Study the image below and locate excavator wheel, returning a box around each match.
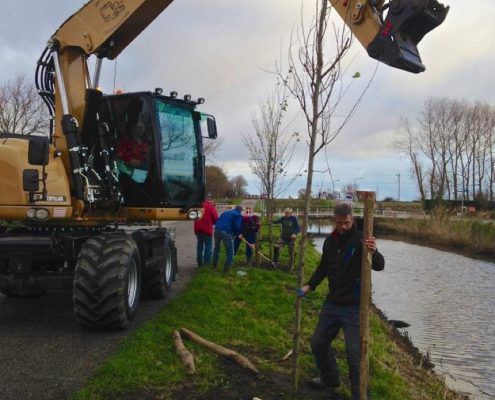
[73,234,141,330]
[141,235,176,299]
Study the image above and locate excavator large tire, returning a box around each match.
[73,234,141,330]
[141,235,176,299]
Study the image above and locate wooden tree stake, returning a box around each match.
[179,327,259,374]
[356,191,375,400]
[172,330,195,374]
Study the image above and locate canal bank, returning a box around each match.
[72,218,469,400]
[312,227,495,400]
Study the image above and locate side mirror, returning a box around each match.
[206,116,217,139]
[28,138,49,166]
[23,169,40,192]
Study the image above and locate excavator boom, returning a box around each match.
[332,0,449,73]
[52,0,174,59]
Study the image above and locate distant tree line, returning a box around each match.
[0,74,48,135]
[395,97,495,207]
[205,165,248,200]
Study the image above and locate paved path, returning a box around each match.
[0,221,196,400]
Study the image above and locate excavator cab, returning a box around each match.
[333,0,449,73]
[97,91,215,209]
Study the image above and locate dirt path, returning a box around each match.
[0,221,196,400]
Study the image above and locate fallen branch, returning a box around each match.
[179,327,259,374]
[281,349,293,361]
[172,330,195,374]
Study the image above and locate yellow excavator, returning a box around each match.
[0,0,447,330]
[0,0,216,329]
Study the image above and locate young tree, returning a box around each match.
[0,74,48,135]
[394,116,427,207]
[279,1,371,393]
[242,85,299,250]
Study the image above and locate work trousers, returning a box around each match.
[212,229,234,272]
[273,238,295,268]
[196,233,213,265]
[311,301,369,400]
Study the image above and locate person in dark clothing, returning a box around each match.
[116,123,150,206]
[272,208,300,269]
[298,203,385,400]
[234,209,260,263]
[212,205,243,273]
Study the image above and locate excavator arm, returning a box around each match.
[46,0,175,146]
[35,0,176,204]
[331,0,449,73]
[51,0,174,60]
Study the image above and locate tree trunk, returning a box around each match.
[172,330,195,374]
[179,328,259,374]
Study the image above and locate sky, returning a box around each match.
[1,0,494,201]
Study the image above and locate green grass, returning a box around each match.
[72,229,463,400]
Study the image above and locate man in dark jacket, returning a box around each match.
[212,205,243,273]
[272,208,300,269]
[234,209,260,263]
[299,203,384,400]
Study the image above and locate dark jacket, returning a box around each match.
[272,215,300,241]
[307,225,385,305]
[215,208,242,236]
[194,200,219,236]
[241,214,260,235]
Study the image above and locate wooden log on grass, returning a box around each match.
[179,327,259,374]
[172,330,195,374]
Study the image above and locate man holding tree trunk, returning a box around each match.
[298,203,384,400]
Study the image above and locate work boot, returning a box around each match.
[307,377,340,391]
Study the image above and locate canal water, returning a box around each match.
[311,224,495,400]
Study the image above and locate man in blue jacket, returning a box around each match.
[212,205,243,273]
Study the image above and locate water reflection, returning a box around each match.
[307,220,334,236]
[313,237,495,400]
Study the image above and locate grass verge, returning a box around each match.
[72,233,466,400]
[375,214,495,262]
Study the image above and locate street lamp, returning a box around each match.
[396,173,401,202]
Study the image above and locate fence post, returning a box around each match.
[356,191,375,400]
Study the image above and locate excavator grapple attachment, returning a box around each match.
[367,0,449,73]
[332,0,449,73]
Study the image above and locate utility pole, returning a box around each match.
[396,173,401,201]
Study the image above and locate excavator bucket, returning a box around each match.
[366,0,449,73]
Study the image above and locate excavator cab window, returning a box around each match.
[155,100,201,205]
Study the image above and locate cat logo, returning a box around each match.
[99,1,125,22]
[46,195,66,203]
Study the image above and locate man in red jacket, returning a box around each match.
[194,199,219,267]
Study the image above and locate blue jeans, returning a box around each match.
[196,233,212,265]
[311,302,368,400]
[234,232,256,261]
[212,229,234,272]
